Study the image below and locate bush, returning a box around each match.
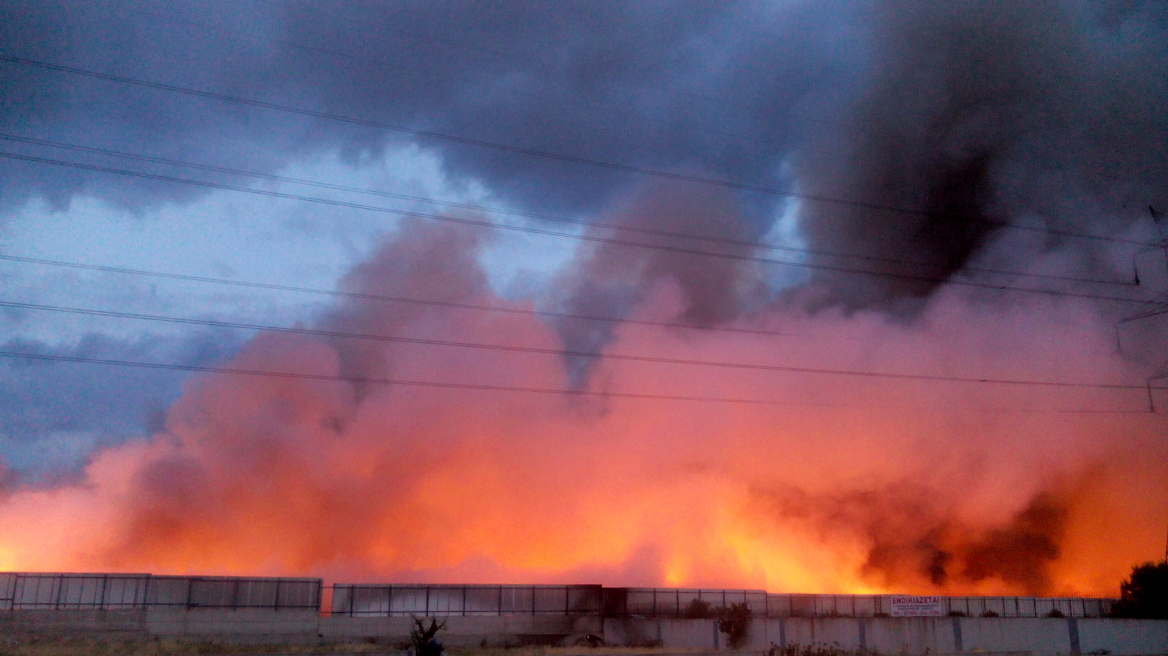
[948,610,966,617]
[718,602,753,649]
[1046,609,1066,618]
[410,617,445,656]
[683,598,717,619]
[981,610,1000,617]
[1110,561,1168,619]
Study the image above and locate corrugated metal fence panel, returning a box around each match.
[331,585,389,616]
[533,586,567,613]
[0,573,1117,618]
[617,588,768,617]
[766,594,790,617]
[106,575,150,607]
[13,574,59,608]
[569,586,602,614]
[464,586,500,615]
[0,572,16,610]
[330,584,602,617]
[0,574,318,610]
[146,576,191,606]
[4,573,150,609]
[753,593,1114,618]
[278,578,322,609]
[500,586,533,614]
[147,576,320,609]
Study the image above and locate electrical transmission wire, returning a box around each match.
[0,351,1156,414]
[0,298,1153,390]
[0,132,1135,288]
[0,54,1154,248]
[0,151,1156,306]
[0,253,810,339]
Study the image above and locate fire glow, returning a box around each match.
[0,219,1164,598]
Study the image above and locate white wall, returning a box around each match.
[612,617,1168,655]
[2,608,1165,654]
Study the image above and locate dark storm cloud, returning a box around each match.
[1,0,1166,306]
[0,330,243,477]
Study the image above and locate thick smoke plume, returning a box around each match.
[752,482,1079,594]
[0,217,1165,595]
[0,0,1167,594]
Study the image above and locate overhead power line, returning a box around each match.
[0,253,807,339]
[0,54,1153,247]
[0,132,1135,288]
[0,298,1151,390]
[0,350,1155,414]
[0,151,1155,306]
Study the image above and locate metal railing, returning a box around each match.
[331,584,602,617]
[0,572,321,610]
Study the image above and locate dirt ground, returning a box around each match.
[0,640,733,656]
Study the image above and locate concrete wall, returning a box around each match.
[2,609,1165,654]
[610,617,1168,655]
[318,614,602,647]
[1078,618,1168,656]
[0,609,599,647]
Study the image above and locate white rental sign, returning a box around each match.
[890,595,943,617]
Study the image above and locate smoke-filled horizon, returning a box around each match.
[1,0,1167,596]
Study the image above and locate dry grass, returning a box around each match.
[0,637,396,656]
[448,649,713,656]
[0,640,740,656]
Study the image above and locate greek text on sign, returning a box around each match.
[890,595,943,617]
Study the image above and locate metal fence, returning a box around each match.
[0,573,321,611]
[331,584,603,617]
[606,588,1114,619]
[605,588,769,618]
[0,573,1115,618]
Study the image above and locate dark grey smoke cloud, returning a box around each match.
[790,0,1168,307]
[751,481,1074,595]
[1,0,1165,310]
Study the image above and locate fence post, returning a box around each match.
[274,579,281,612]
[463,586,468,616]
[141,575,151,611]
[54,574,64,610]
[9,574,20,611]
[498,586,503,616]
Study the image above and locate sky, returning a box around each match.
[1,0,1167,596]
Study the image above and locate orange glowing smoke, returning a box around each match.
[0,219,1164,597]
